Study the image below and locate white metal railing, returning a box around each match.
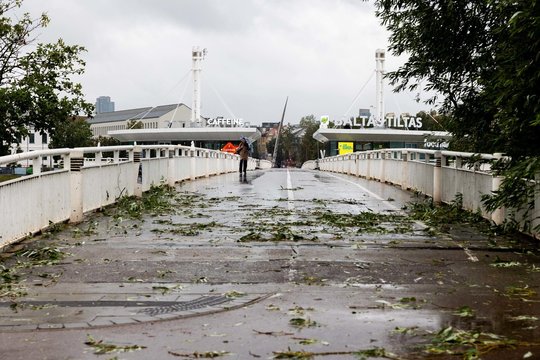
[318,149,539,236]
[0,145,257,249]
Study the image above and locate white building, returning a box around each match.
[89,103,193,138]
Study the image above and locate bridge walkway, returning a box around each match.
[0,168,539,359]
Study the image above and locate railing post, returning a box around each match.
[69,150,84,223]
[32,155,41,176]
[113,150,119,163]
[401,150,409,190]
[455,156,462,169]
[133,146,143,198]
[380,151,386,183]
[433,151,442,204]
[216,153,222,175]
[205,150,210,178]
[366,152,371,179]
[96,151,102,164]
[491,153,505,225]
[190,148,196,181]
[167,148,176,187]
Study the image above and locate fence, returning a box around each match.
[316,149,539,236]
[0,145,258,249]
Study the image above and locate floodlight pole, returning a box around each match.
[192,46,207,127]
[375,49,385,126]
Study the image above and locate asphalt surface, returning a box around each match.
[1,168,540,359]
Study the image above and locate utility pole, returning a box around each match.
[272,97,288,168]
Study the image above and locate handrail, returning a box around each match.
[0,144,244,167]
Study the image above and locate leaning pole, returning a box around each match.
[272,96,288,168]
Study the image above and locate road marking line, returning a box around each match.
[458,244,479,262]
[324,172,399,211]
[286,169,298,282]
[286,169,295,211]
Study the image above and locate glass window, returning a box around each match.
[42,133,47,144]
[29,133,35,144]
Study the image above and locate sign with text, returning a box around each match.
[321,114,424,130]
[208,117,244,127]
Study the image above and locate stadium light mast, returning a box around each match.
[375,49,385,126]
[191,46,207,127]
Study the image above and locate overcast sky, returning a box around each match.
[19,0,431,125]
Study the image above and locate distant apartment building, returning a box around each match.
[95,96,115,114]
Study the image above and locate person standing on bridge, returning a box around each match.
[236,136,249,177]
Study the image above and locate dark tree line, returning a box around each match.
[266,115,320,167]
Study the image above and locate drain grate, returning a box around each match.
[138,295,231,316]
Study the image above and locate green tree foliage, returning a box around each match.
[49,116,93,149]
[280,125,297,167]
[298,115,320,164]
[92,136,121,147]
[376,0,540,219]
[415,111,447,132]
[0,0,93,156]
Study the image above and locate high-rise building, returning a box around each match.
[95,96,115,114]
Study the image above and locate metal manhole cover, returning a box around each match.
[138,295,231,316]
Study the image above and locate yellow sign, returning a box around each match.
[338,142,354,155]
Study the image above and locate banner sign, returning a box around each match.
[338,142,354,155]
[221,142,238,153]
[320,115,329,129]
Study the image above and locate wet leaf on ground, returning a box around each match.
[491,256,522,268]
[85,335,146,354]
[424,326,521,359]
[168,350,230,358]
[505,285,536,298]
[254,329,294,336]
[393,326,419,335]
[224,290,246,298]
[152,284,183,295]
[508,315,538,322]
[289,317,318,329]
[454,306,475,318]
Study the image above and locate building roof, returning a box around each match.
[313,128,451,143]
[88,104,190,124]
[109,127,261,142]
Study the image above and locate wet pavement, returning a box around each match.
[1,168,540,359]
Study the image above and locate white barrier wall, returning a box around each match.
[0,171,71,245]
[318,149,539,236]
[301,160,318,170]
[258,160,273,169]
[0,145,255,249]
[82,163,136,212]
